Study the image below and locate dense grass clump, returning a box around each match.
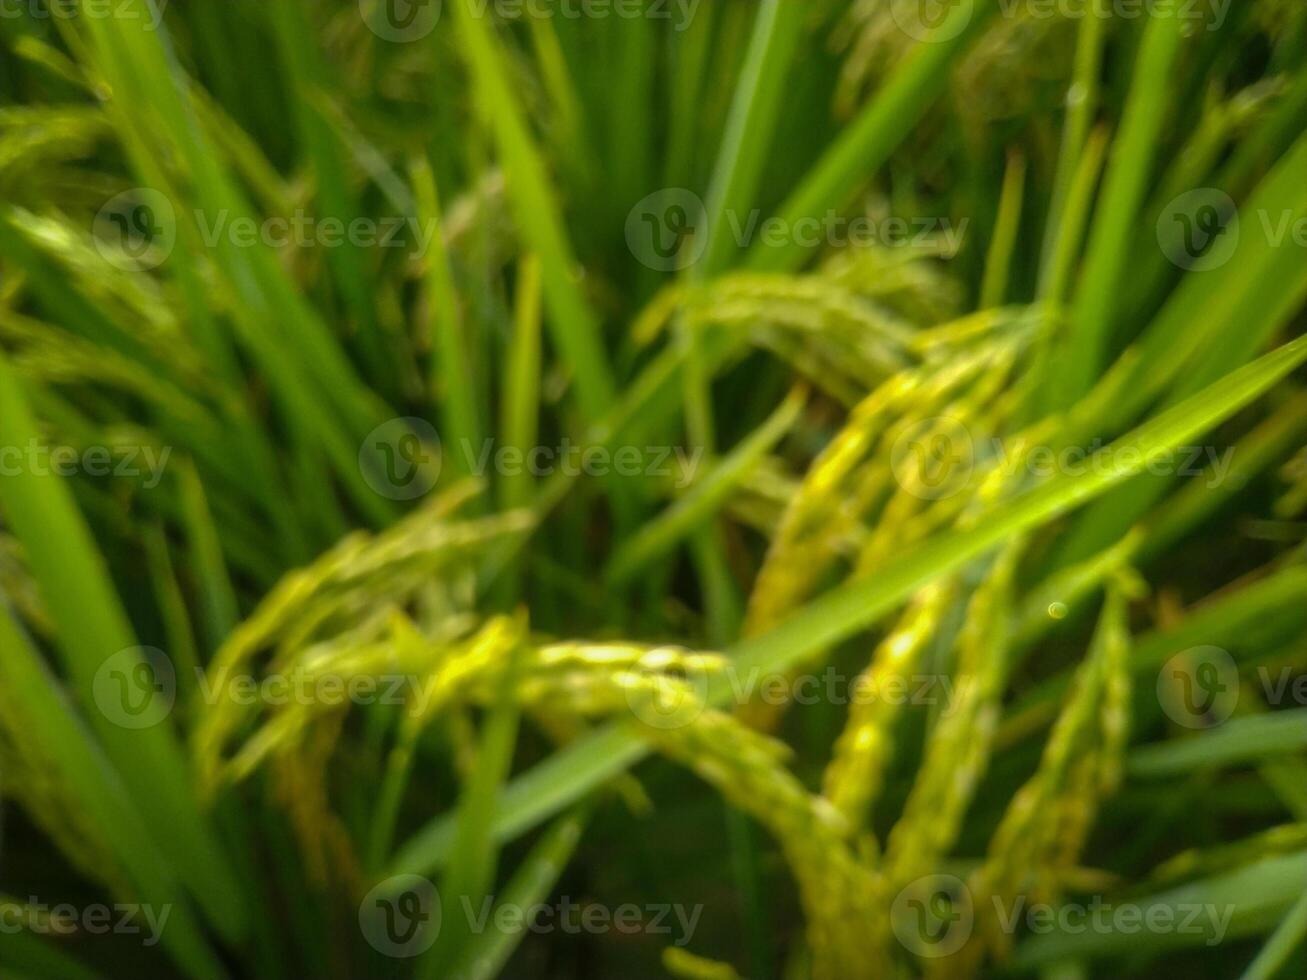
[1,1,1306,978]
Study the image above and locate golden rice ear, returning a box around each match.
[959,578,1135,973]
[344,645,889,977]
[193,491,528,796]
[883,540,1024,892]
[742,326,1027,733]
[823,581,953,834]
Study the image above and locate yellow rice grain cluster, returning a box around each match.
[194,482,530,791]
[742,324,1027,731]
[957,577,1136,972]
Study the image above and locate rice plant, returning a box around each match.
[1,0,1306,977]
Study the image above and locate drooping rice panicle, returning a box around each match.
[955,573,1137,973]
[822,582,952,834]
[196,483,528,789]
[883,540,1024,890]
